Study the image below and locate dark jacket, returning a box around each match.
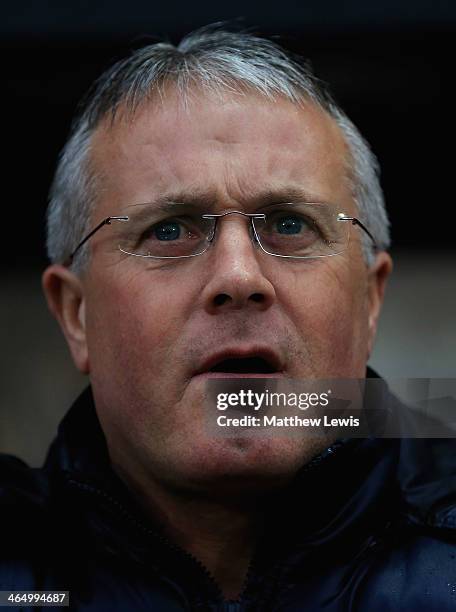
[1,383,455,611]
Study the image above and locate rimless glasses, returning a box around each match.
[65,202,377,266]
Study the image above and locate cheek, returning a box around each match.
[84,269,192,380]
[274,261,369,375]
[84,269,201,444]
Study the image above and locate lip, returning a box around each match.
[193,346,284,378]
[196,371,285,379]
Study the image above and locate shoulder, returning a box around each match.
[0,454,80,590]
[396,437,456,531]
[0,453,49,505]
[0,454,52,548]
[352,433,456,610]
[357,526,456,611]
[357,436,455,610]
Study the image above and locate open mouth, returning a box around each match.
[208,356,277,375]
[194,352,283,378]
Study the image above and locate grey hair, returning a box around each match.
[46,25,390,272]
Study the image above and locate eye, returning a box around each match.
[153,220,181,241]
[274,215,309,235]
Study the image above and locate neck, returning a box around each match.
[114,463,263,600]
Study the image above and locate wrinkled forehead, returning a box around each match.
[88,88,354,217]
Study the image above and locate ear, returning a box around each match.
[42,264,89,374]
[366,251,393,357]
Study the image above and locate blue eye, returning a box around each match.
[276,216,304,235]
[154,221,181,241]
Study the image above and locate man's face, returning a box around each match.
[47,90,389,494]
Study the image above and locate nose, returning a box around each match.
[201,213,277,314]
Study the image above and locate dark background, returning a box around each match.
[1,1,455,465]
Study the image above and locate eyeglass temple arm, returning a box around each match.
[338,214,377,249]
[65,216,129,266]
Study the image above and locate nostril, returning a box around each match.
[213,293,231,307]
[250,293,264,303]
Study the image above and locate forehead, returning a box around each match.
[89,89,352,215]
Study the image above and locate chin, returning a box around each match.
[168,435,328,495]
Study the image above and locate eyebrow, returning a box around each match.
[123,192,217,222]
[123,186,330,218]
[250,187,330,208]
